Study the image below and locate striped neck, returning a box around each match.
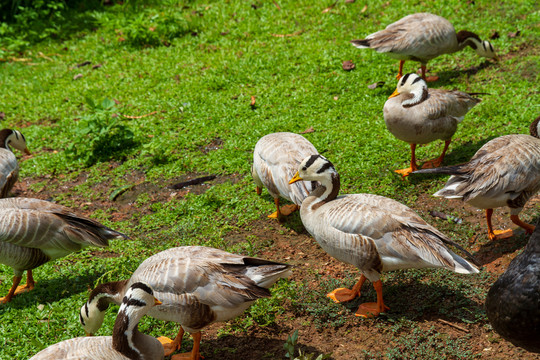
[308,173,340,210]
[456,30,482,50]
[112,301,146,359]
[0,129,14,150]
[529,116,540,138]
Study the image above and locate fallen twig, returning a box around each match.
[170,175,217,190]
[271,30,304,38]
[438,319,470,333]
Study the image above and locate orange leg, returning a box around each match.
[422,140,451,169]
[268,198,282,219]
[396,60,405,79]
[268,199,299,219]
[421,64,439,82]
[255,186,261,195]
[327,275,366,303]
[158,327,185,356]
[485,209,513,240]
[355,280,390,318]
[0,270,36,304]
[510,214,535,234]
[171,331,202,360]
[395,144,418,177]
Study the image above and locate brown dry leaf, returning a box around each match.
[92,64,102,70]
[250,96,256,106]
[508,30,521,38]
[322,0,338,13]
[11,58,31,62]
[73,74,83,80]
[273,1,281,10]
[76,60,91,68]
[367,81,385,89]
[38,52,53,61]
[342,60,355,71]
[113,98,121,105]
[490,31,500,39]
[345,0,355,3]
[361,4,367,12]
[300,126,315,134]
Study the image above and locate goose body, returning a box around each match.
[486,220,540,353]
[384,73,481,176]
[289,155,478,317]
[414,117,540,240]
[30,282,164,360]
[0,197,127,303]
[80,246,292,359]
[0,129,30,198]
[252,132,319,219]
[351,13,497,80]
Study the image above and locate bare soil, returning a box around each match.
[14,171,540,360]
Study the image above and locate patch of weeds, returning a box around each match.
[386,326,475,360]
[65,97,138,167]
[284,330,332,360]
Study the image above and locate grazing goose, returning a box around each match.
[30,282,164,360]
[351,12,497,81]
[486,220,540,353]
[0,129,30,198]
[384,73,482,177]
[0,197,127,303]
[79,246,292,359]
[414,116,540,240]
[289,155,479,317]
[252,132,319,219]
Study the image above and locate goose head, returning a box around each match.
[290,155,337,184]
[80,292,114,336]
[529,116,540,139]
[388,73,428,107]
[0,129,30,155]
[117,282,161,321]
[475,40,497,60]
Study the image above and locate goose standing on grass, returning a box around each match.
[351,12,498,81]
[413,116,540,240]
[252,132,319,219]
[289,155,479,317]
[79,246,292,360]
[384,73,482,177]
[0,198,127,303]
[486,220,540,353]
[30,282,164,360]
[0,129,30,198]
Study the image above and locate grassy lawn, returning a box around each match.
[0,0,539,359]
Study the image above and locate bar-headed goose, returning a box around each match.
[79,246,292,359]
[486,220,540,353]
[384,73,482,177]
[0,197,127,303]
[252,132,319,219]
[289,155,479,317]
[0,129,30,198]
[351,12,497,81]
[30,282,164,360]
[414,116,540,240]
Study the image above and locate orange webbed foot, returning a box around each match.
[421,158,444,169]
[394,167,416,177]
[424,75,439,82]
[355,302,390,318]
[279,204,299,216]
[158,336,181,357]
[14,282,35,295]
[488,229,514,240]
[327,287,360,303]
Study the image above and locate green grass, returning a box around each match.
[0,0,539,358]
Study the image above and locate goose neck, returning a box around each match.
[112,304,145,359]
[308,173,340,210]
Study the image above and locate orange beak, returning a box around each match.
[154,298,162,306]
[388,89,400,99]
[289,172,303,184]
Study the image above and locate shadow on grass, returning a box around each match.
[0,269,102,311]
[430,60,498,86]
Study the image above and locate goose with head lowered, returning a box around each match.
[0,129,30,198]
[252,132,319,219]
[30,282,164,360]
[414,116,540,240]
[384,73,482,177]
[79,246,292,360]
[0,197,127,303]
[289,155,479,317]
[351,12,497,82]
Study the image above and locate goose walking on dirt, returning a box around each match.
[79,246,292,360]
[30,282,164,360]
[0,129,30,198]
[384,73,482,177]
[414,117,540,240]
[252,132,319,219]
[351,12,497,81]
[289,155,479,317]
[0,197,127,303]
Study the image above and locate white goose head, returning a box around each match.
[80,280,127,335]
[388,73,429,107]
[0,129,30,154]
[456,30,497,60]
[290,155,340,205]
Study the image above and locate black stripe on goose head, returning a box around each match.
[302,154,320,171]
[316,158,335,174]
[399,73,412,87]
[529,116,540,138]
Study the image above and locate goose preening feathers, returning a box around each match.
[0,197,127,303]
[384,73,482,177]
[252,132,319,219]
[0,129,30,198]
[79,246,292,360]
[30,282,164,360]
[351,13,497,81]
[414,117,540,240]
[485,219,540,353]
[289,155,479,317]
